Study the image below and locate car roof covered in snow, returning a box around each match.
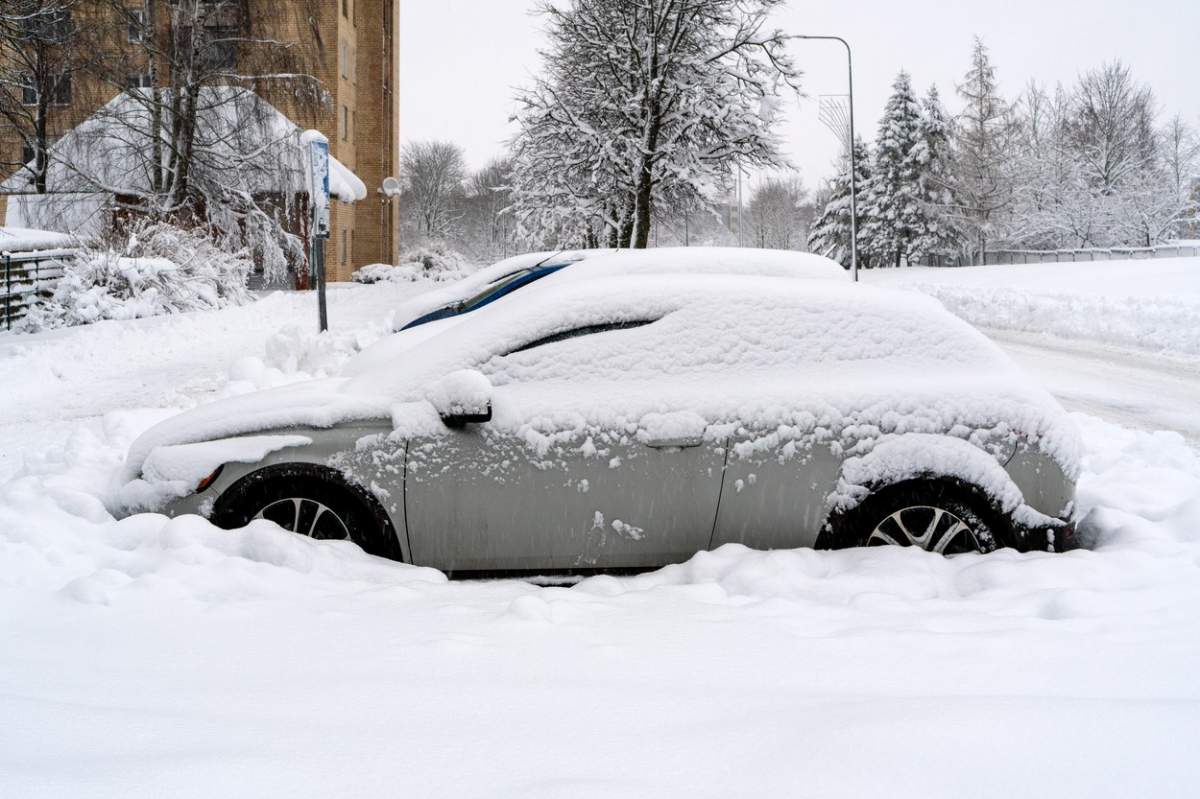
[388,247,847,330]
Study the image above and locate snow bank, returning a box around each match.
[353,244,473,284]
[867,258,1200,360]
[19,223,252,331]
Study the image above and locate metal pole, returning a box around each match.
[795,35,858,282]
[736,168,743,246]
[315,238,328,332]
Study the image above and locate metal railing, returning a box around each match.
[921,244,1200,267]
[1,249,73,331]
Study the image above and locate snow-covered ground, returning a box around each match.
[2,258,1199,798]
[866,258,1200,443]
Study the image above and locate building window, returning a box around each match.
[23,8,71,41]
[341,228,348,264]
[339,40,349,79]
[342,0,349,19]
[128,9,145,42]
[22,74,72,105]
[126,73,153,89]
[178,25,238,72]
[351,110,356,143]
[341,105,349,140]
[203,25,238,71]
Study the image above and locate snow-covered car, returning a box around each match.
[121,253,1081,573]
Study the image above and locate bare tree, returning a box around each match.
[1067,61,1157,194]
[747,175,807,249]
[0,0,91,193]
[401,140,466,240]
[5,1,330,279]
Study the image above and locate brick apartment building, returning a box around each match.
[0,0,400,282]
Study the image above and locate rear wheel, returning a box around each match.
[823,479,1006,554]
[211,464,402,560]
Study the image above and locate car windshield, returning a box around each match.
[400,260,572,330]
[460,269,538,311]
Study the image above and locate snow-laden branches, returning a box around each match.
[509,0,802,249]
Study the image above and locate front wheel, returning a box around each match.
[211,464,403,560]
[822,479,1007,554]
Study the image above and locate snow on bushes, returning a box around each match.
[352,243,472,284]
[19,221,252,331]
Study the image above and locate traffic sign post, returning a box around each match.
[302,130,331,332]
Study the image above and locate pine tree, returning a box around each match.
[807,136,872,269]
[950,37,1020,263]
[861,71,927,267]
[913,84,960,261]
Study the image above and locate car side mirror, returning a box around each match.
[429,369,493,428]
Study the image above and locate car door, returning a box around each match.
[402,326,727,573]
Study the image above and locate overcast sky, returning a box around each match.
[399,0,1200,192]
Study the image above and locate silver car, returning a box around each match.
[123,250,1080,574]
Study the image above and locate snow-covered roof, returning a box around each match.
[125,270,1080,486]
[0,87,366,203]
[0,226,74,254]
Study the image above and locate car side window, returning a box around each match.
[506,320,657,356]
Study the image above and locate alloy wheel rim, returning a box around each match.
[867,505,981,554]
[254,497,350,540]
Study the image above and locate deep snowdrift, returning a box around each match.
[866,257,1200,359]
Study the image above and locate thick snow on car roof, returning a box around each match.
[351,272,1011,389]
[388,247,845,330]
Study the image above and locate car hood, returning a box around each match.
[122,378,390,482]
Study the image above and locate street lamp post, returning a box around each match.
[794,35,858,283]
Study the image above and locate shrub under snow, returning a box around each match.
[20,222,252,332]
[352,243,472,284]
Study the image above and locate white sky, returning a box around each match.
[399,0,1200,191]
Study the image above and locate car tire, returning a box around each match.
[821,478,1009,554]
[210,463,403,561]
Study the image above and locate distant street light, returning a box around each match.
[791,35,859,283]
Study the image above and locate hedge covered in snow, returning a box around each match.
[352,243,472,284]
[20,222,252,332]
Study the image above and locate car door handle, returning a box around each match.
[645,435,704,449]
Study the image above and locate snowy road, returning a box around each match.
[989,329,1200,444]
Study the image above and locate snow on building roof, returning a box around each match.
[0,226,74,254]
[0,87,366,203]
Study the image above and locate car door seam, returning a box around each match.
[705,435,733,551]
[401,438,415,563]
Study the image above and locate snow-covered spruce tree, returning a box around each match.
[509,0,801,249]
[860,70,927,267]
[949,37,1020,263]
[913,84,961,261]
[807,136,872,269]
